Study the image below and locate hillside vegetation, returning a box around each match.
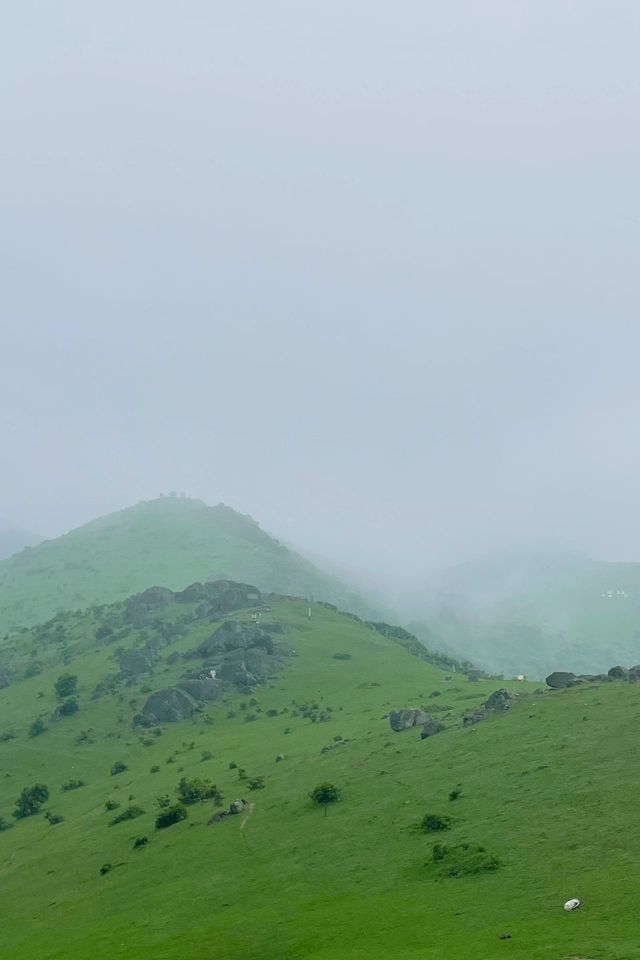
[0,497,374,634]
[0,582,638,959]
[412,551,640,679]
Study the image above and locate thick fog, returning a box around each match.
[2,2,639,590]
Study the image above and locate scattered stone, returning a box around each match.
[229,799,246,814]
[483,688,514,713]
[389,708,430,732]
[462,710,485,727]
[545,672,579,689]
[499,932,512,940]
[420,718,446,739]
[275,754,285,763]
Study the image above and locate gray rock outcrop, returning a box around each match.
[420,717,446,739]
[483,688,514,712]
[545,671,579,689]
[389,708,430,732]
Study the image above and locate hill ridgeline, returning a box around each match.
[0,497,376,633]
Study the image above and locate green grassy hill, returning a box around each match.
[412,551,640,679]
[0,497,375,633]
[0,582,638,959]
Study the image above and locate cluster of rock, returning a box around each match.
[136,677,225,725]
[546,665,640,689]
[137,614,294,725]
[462,688,515,727]
[208,798,248,825]
[124,580,263,627]
[388,708,445,739]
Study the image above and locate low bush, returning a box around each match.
[110,805,144,826]
[420,813,453,833]
[110,761,128,776]
[29,718,46,738]
[14,784,49,819]
[62,779,85,792]
[176,776,223,805]
[44,811,65,825]
[58,698,79,717]
[247,776,265,791]
[429,842,502,877]
[155,804,187,829]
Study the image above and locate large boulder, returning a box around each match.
[483,688,514,712]
[608,665,629,680]
[463,709,485,727]
[141,687,199,724]
[196,621,273,657]
[545,671,579,689]
[176,580,262,615]
[124,586,174,624]
[118,650,155,678]
[389,708,430,732]
[420,717,446,739]
[629,665,640,682]
[176,678,225,702]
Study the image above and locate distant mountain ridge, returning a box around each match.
[0,519,42,561]
[0,497,377,634]
[410,550,640,679]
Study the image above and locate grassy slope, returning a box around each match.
[417,552,640,678]
[0,497,374,633]
[0,594,638,960]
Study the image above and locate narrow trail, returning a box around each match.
[240,801,255,833]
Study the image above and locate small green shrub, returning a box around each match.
[176,776,222,805]
[429,842,502,877]
[44,811,64,825]
[420,813,452,833]
[104,799,120,811]
[309,782,341,808]
[247,776,265,791]
[133,836,148,849]
[0,817,13,832]
[110,805,144,826]
[448,787,462,801]
[332,653,352,660]
[29,718,46,738]
[62,779,85,792]
[58,698,79,717]
[14,783,49,819]
[54,673,78,700]
[110,761,128,776]
[155,804,187,829]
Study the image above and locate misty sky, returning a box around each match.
[2,1,640,587]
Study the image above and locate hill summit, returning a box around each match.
[0,497,374,633]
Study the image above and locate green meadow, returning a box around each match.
[0,592,637,960]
